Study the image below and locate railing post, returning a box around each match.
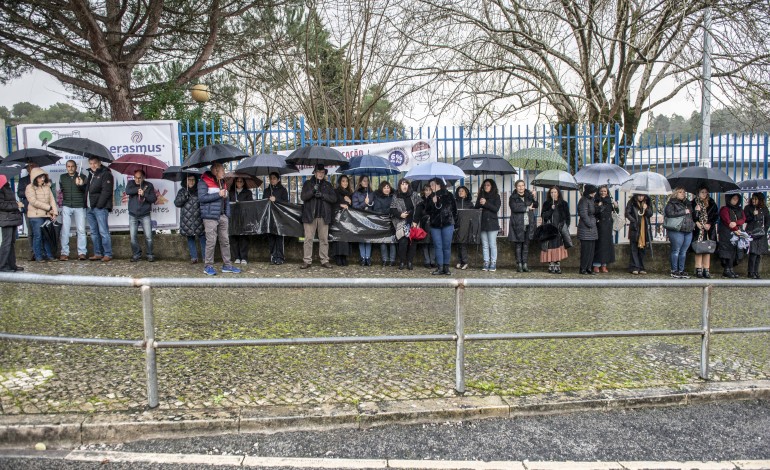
[142,285,159,408]
[455,284,466,394]
[700,285,712,380]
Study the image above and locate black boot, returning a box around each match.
[695,268,703,278]
[522,263,530,272]
[516,263,523,273]
[443,264,451,275]
[703,268,711,279]
[431,265,443,275]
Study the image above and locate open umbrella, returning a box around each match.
[108,154,169,179]
[339,154,400,176]
[1,148,61,167]
[405,161,466,181]
[574,163,630,187]
[0,163,23,178]
[162,166,205,182]
[454,154,517,175]
[509,147,568,171]
[48,137,114,162]
[235,153,298,176]
[182,143,248,169]
[224,172,262,190]
[531,169,578,190]
[725,178,770,194]
[666,166,739,193]
[619,171,672,195]
[285,145,347,166]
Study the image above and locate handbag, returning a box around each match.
[559,223,573,248]
[409,226,427,241]
[749,227,767,238]
[663,216,684,232]
[691,235,717,254]
[534,223,559,241]
[611,211,624,232]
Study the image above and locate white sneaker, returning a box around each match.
[240,260,247,265]
[456,263,462,269]
[234,259,241,264]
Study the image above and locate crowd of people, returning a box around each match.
[0,161,768,279]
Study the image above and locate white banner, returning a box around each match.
[17,121,180,230]
[278,139,438,174]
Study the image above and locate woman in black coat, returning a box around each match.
[718,193,746,278]
[228,177,254,264]
[744,192,769,278]
[475,179,501,271]
[331,175,353,266]
[0,175,23,272]
[691,187,718,278]
[390,178,423,270]
[577,184,598,275]
[592,186,618,272]
[508,179,536,272]
[174,174,206,264]
[262,172,289,265]
[540,187,570,274]
[373,181,396,266]
[454,185,473,269]
[425,178,458,275]
[625,194,652,275]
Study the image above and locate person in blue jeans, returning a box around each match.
[25,167,58,262]
[85,157,114,262]
[175,174,206,263]
[352,175,375,266]
[475,179,501,271]
[425,177,458,275]
[664,187,695,279]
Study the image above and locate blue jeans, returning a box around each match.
[129,214,153,258]
[358,242,372,259]
[29,217,53,261]
[430,225,454,267]
[668,230,693,271]
[186,235,206,261]
[60,206,87,256]
[480,230,498,265]
[87,208,112,257]
[380,243,396,262]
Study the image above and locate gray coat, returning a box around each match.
[577,196,598,240]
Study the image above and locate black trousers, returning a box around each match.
[580,240,596,272]
[229,235,250,261]
[748,253,762,274]
[456,243,468,264]
[0,226,18,271]
[629,244,646,271]
[513,242,529,264]
[267,234,285,262]
[398,237,417,264]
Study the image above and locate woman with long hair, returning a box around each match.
[577,184,598,275]
[454,185,473,269]
[425,178,458,275]
[744,192,769,278]
[718,193,746,278]
[508,179,536,272]
[262,172,289,265]
[664,187,695,279]
[390,178,423,270]
[475,179,501,271]
[352,175,375,266]
[625,193,652,275]
[691,187,718,278]
[331,175,353,266]
[592,185,618,273]
[540,186,570,274]
[373,180,396,266]
[418,184,436,268]
[228,176,253,264]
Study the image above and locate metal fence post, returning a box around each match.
[142,285,159,408]
[455,284,466,394]
[700,285,712,380]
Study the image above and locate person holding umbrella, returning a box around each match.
[17,162,38,262]
[625,193,653,275]
[300,164,337,269]
[508,180,536,273]
[174,174,206,264]
[58,160,88,261]
[717,193,746,278]
[592,186,618,273]
[744,192,769,279]
[373,181,396,267]
[198,162,241,275]
[418,184,436,268]
[475,179,501,272]
[0,175,24,272]
[578,184,599,275]
[425,177,458,275]
[390,178,422,270]
[25,167,59,262]
[227,176,254,265]
[125,169,158,262]
[262,172,289,265]
[454,185,473,270]
[352,175,375,266]
[85,157,114,262]
[664,187,695,279]
[691,187,718,279]
[540,187,570,274]
[331,175,353,266]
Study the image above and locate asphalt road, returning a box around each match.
[3,399,769,468]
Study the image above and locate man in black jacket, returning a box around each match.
[85,157,114,262]
[125,169,158,262]
[59,160,88,261]
[299,164,337,269]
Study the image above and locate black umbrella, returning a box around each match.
[48,137,114,162]
[235,153,298,176]
[285,145,347,166]
[453,154,517,175]
[0,163,23,177]
[40,219,62,256]
[162,166,205,182]
[2,148,61,167]
[182,144,248,169]
[725,178,770,194]
[666,166,739,193]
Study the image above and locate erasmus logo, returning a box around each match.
[130,131,143,143]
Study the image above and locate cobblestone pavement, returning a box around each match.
[1,258,769,415]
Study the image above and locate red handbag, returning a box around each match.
[409,226,427,241]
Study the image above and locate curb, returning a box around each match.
[1,380,769,448]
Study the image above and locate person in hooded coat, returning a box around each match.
[262,172,289,265]
[625,193,652,274]
[744,192,769,278]
[592,185,618,272]
[25,167,58,262]
[331,175,353,266]
[454,185,473,269]
[718,193,746,278]
[174,174,206,263]
[691,187,718,278]
[577,184,598,275]
[0,174,24,272]
[475,179,501,271]
[373,180,396,266]
[352,175,375,266]
[508,179,536,272]
[390,178,423,270]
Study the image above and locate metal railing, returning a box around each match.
[2,273,770,408]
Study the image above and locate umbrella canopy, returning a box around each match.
[620,171,672,195]
[162,166,205,182]
[108,153,169,179]
[725,178,770,194]
[182,143,248,169]
[224,172,262,190]
[405,161,466,181]
[48,137,114,162]
[339,154,400,176]
[285,145,347,166]
[0,163,23,178]
[666,166,739,193]
[454,154,517,175]
[574,163,631,187]
[509,147,568,171]
[531,169,579,190]
[235,153,298,176]
[2,148,61,167]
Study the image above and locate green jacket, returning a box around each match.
[59,173,87,208]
